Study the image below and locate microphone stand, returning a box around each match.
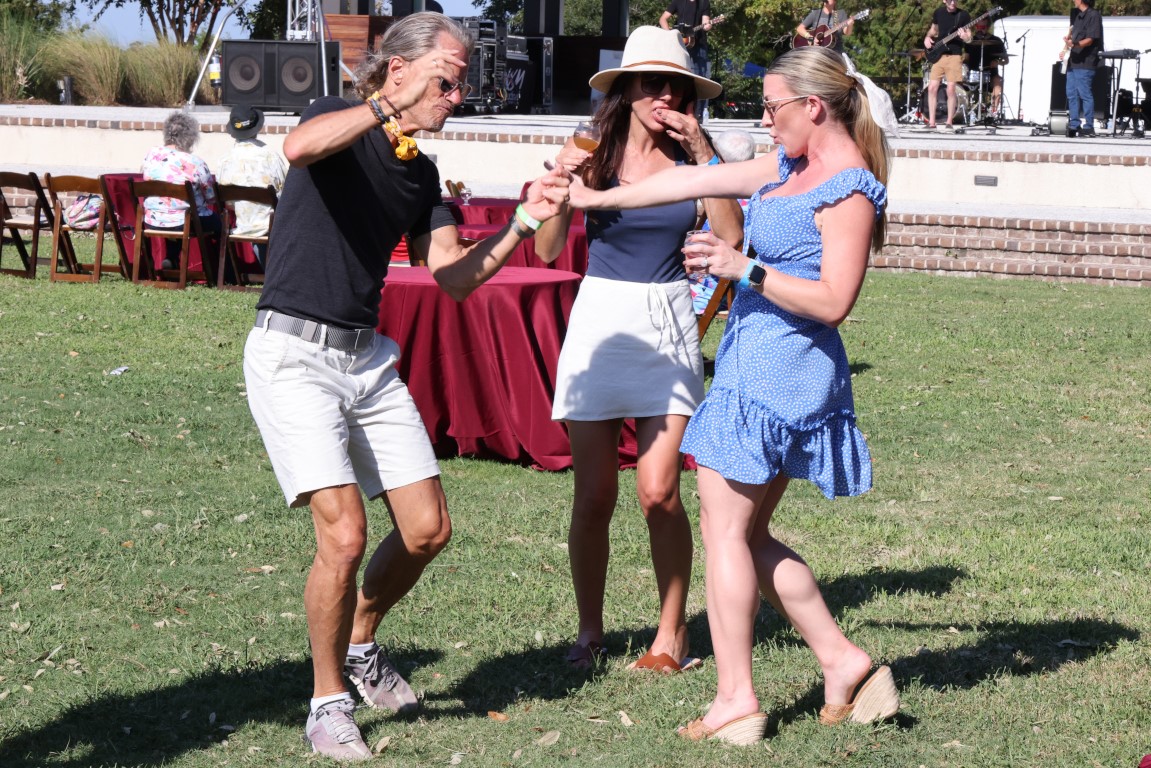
[1015,29,1029,126]
[890,1,924,123]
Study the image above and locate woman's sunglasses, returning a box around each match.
[638,73,692,97]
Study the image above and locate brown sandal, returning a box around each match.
[626,650,702,673]
[677,712,767,745]
[819,665,900,725]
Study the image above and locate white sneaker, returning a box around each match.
[305,698,372,761]
[345,644,419,714]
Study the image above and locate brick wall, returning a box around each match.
[876,213,1151,286]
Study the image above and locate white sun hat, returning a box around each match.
[588,26,723,100]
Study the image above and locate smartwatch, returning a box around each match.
[747,263,767,287]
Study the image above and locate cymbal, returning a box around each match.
[897,48,927,60]
[967,39,1004,46]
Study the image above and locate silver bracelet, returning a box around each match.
[509,216,536,239]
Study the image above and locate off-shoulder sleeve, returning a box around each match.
[812,168,887,218]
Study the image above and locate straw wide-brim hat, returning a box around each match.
[589,26,723,100]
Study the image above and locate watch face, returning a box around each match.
[749,264,767,286]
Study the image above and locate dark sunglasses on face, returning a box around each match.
[438,77,473,100]
[639,73,691,97]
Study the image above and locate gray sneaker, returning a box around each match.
[305,698,372,761]
[345,645,419,714]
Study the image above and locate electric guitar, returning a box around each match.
[925,6,1003,64]
[678,14,726,49]
[1058,27,1072,74]
[792,9,870,49]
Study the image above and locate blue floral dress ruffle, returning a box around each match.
[681,147,887,499]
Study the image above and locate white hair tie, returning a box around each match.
[842,54,901,139]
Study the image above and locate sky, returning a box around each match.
[76,1,483,46]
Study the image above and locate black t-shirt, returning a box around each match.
[666,0,712,49]
[1068,7,1104,70]
[932,6,971,56]
[258,97,456,330]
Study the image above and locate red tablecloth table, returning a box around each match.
[446,197,518,225]
[378,266,580,469]
[458,223,588,275]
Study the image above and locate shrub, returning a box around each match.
[0,10,48,102]
[124,41,204,107]
[40,33,123,105]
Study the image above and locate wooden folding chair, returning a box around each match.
[99,173,143,279]
[214,182,278,290]
[0,171,51,279]
[45,173,126,283]
[697,278,735,340]
[128,178,217,289]
[445,179,462,197]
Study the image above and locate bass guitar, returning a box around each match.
[925,6,1003,64]
[792,9,870,49]
[679,14,726,49]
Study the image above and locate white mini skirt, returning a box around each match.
[552,275,704,421]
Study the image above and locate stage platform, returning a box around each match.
[2,104,1148,285]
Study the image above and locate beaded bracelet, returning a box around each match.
[514,204,542,232]
[367,97,388,125]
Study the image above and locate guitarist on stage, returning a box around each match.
[1060,0,1103,137]
[796,0,855,53]
[924,0,972,131]
[659,0,713,119]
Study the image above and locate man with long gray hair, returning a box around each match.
[243,12,569,760]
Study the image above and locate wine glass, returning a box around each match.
[572,120,601,152]
[684,229,707,283]
[459,185,473,206]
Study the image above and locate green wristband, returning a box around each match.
[515,204,542,231]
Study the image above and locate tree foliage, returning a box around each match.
[75,0,234,50]
[1,0,70,32]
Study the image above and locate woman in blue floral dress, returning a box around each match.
[567,46,900,744]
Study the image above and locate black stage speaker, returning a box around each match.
[525,37,554,110]
[222,40,342,112]
[1049,63,1112,121]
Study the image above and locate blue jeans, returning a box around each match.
[690,45,710,120]
[1066,67,1095,131]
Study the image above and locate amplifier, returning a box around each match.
[463,39,507,112]
[1049,62,1111,121]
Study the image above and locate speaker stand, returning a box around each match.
[186,0,247,108]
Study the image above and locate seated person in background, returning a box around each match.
[692,128,757,315]
[141,111,220,269]
[963,19,1006,116]
[217,104,288,266]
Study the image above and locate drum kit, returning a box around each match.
[893,42,1014,130]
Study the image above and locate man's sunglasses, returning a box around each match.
[439,77,473,100]
[639,73,692,97]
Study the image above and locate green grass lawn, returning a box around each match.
[1,266,1149,767]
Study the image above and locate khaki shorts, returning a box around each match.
[243,322,440,507]
[930,54,964,84]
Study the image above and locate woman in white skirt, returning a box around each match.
[536,26,744,671]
